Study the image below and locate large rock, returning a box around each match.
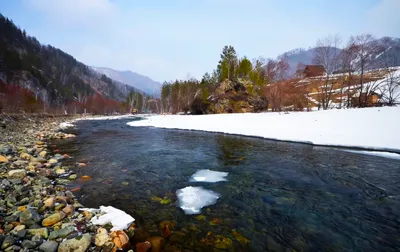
[44,197,56,208]
[39,240,58,252]
[8,169,27,179]
[20,208,41,226]
[42,212,66,226]
[57,233,91,252]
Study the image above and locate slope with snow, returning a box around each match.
[127,107,400,153]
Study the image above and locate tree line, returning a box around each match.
[161,34,399,114]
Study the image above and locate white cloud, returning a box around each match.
[24,0,118,29]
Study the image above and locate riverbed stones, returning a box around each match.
[8,169,26,179]
[43,196,56,208]
[1,235,15,250]
[27,228,49,239]
[95,227,110,246]
[42,211,66,226]
[39,240,59,252]
[58,233,92,252]
[0,155,9,163]
[111,230,130,249]
[20,208,41,226]
[146,237,165,252]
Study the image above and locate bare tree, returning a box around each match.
[348,34,381,105]
[377,49,400,105]
[338,43,358,108]
[313,34,342,109]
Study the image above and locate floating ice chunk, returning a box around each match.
[89,206,135,231]
[59,122,74,129]
[189,169,228,183]
[176,186,220,215]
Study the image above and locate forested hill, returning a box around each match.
[0,14,142,113]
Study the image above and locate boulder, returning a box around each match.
[20,208,41,226]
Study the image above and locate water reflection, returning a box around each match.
[52,118,400,251]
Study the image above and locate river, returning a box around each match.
[51,118,400,251]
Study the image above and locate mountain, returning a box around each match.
[279,37,400,76]
[0,14,142,113]
[91,67,162,96]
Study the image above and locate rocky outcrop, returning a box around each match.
[205,79,268,114]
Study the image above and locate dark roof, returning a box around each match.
[304,65,326,73]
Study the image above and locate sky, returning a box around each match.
[1,0,399,82]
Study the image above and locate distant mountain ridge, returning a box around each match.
[91,67,162,96]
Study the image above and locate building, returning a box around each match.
[303,65,326,77]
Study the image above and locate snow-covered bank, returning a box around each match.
[127,107,400,153]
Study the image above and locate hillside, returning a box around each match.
[0,14,142,113]
[280,37,400,76]
[92,67,162,96]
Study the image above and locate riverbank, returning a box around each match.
[0,114,151,252]
[127,107,400,154]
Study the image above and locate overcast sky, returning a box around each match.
[1,0,399,82]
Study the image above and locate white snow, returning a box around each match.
[59,122,74,130]
[189,169,228,183]
[176,186,220,215]
[58,114,139,131]
[341,150,400,160]
[127,107,400,152]
[85,205,135,231]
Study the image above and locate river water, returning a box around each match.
[52,118,400,251]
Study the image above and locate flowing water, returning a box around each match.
[52,118,400,251]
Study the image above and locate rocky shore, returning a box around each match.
[0,114,162,252]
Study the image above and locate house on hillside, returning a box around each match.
[302,65,326,78]
[351,92,381,107]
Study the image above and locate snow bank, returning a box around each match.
[59,114,139,131]
[83,206,135,231]
[189,169,228,183]
[176,186,220,214]
[59,122,74,130]
[127,107,400,152]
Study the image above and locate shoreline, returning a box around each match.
[0,114,141,251]
[127,107,400,156]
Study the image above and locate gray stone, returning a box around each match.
[16,229,27,238]
[57,233,91,252]
[1,236,15,250]
[5,212,20,222]
[38,240,59,252]
[20,208,41,226]
[22,239,39,249]
[57,226,76,238]
[4,245,21,251]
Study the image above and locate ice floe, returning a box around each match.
[176,186,220,215]
[189,169,228,183]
